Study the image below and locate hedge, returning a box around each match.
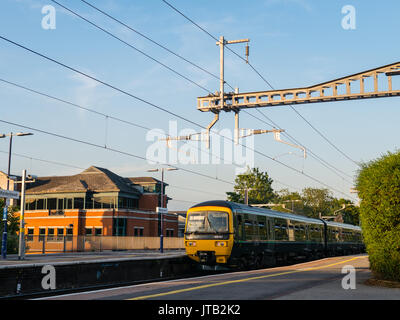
[356,151,400,281]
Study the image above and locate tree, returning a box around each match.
[0,199,20,254]
[301,187,335,219]
[331,198,360,225]
[274,188,359,222]
[274,189,303,214]
[226,167,275,205]
[356,150,400,282]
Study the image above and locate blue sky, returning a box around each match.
[0,0,399,210]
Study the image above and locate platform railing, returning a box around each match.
[22,235,185,254]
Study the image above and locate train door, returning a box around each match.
[235,213,244,240]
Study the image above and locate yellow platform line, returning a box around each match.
[129,255,366,300]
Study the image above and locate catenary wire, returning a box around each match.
[0,77,301,193]
[79,0,235,92]
[160,0,360,167]
[50,0,213,95]
[0,35,355,200]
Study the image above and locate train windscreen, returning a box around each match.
[186,211,228,234]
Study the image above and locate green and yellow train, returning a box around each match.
[184,201,364,269]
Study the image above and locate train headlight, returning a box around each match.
[186,241,196,247]
[215,241,227,247]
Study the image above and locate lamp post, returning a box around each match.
[147,167,178,253]
[17,170,36,260]
[0,132,33,259]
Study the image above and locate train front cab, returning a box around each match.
[184,205,234,265]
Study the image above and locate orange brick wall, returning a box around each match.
[19,208,178,237]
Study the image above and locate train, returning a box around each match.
[184,200,364,269]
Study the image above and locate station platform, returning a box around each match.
[0,249,193,298]
[0,249,186,269]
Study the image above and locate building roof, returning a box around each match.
[0,171,22,180]
[26,166,142,196]
[127,177,168,186]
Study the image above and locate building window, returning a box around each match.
[95,228,102,236]
[47,198,57,210]
[101,197,114,209]
[118,197,138,209]
[57,228,64,241]
[47,228,55,241]
[93,197,102,209]
[113,218,127,236]
[37,199,45,210]
[74,197,84,209]
[134,227,144,237]
[85,196,94,209]
[65,198,73,209]
[26,199,36,210]
[39,228,46,242]
[66,228,73,241]
[57,198,64,211]
[166,229,174,237]
[85,227,93,236]
[27,228,34,242]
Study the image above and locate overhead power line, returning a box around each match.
[51,0,212,94]
[0,35,355,200]
[160,0,359,167]
[79,0,235,91]
[244,110,354,182]
[0,150,84,170]
[0,119,235,186]
[0,77,301,193]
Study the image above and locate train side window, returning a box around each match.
[235,215,243,239]
[244,220,253,239]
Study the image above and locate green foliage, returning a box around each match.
[275,188,360,222]
[226,167,275,205]
[0,199,20,254]
[301,187,334,219]
[356,150,400,282]
[332,198,360,225]
[226,169,360,223]
[274,189,303,214]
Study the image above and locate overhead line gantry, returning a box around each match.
[196,58,400,151]
[197,61,400,111]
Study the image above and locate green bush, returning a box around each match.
[356,151,400,281]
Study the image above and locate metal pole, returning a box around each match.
[234,111,239,145]
[219,36,224,109]
[18,169,26,260]
[6,134,12,191]
[1,134,13,259]
[160,169,164,253]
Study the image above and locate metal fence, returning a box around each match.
[21,235,185,254]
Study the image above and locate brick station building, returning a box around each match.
[16,166,178,240]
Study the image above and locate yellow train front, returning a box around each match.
[185,200,365,269]
[184,202,234,265]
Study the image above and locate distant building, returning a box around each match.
[0,171,21,206]
[7,166,178,240]
[169,211,187,237]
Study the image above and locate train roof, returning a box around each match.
[190,200,361,230]
[190,200,323,225]
[324,220,361,231]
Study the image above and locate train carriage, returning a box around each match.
[184,200,364,269]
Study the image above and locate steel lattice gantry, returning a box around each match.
[197,61,400,112]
